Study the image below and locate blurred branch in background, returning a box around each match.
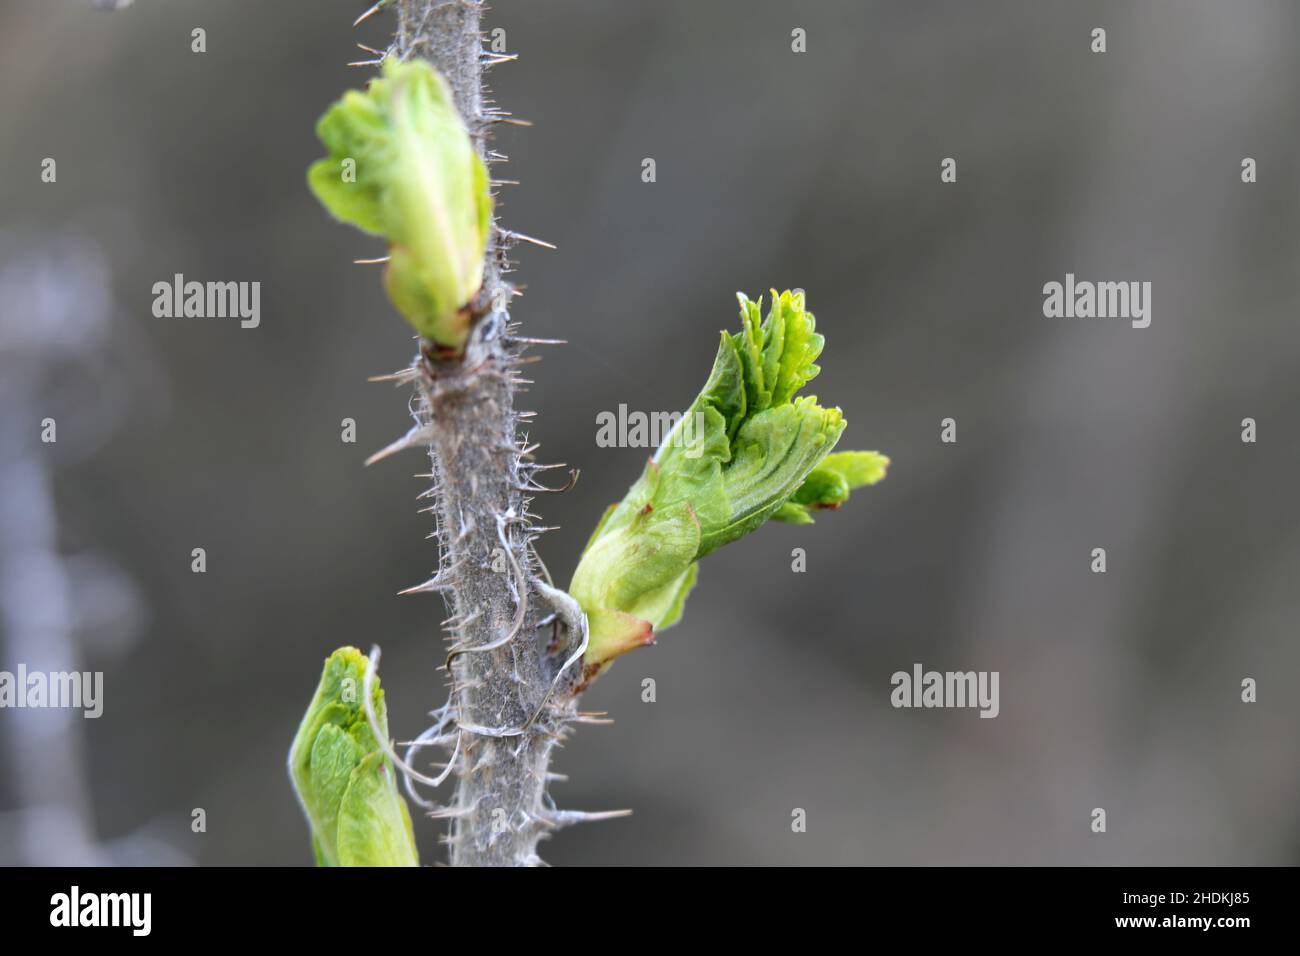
[0,233,184,865]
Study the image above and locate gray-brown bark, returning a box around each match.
[381,0,588,866]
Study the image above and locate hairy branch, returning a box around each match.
[380,0,586,866]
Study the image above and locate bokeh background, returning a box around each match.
[2,0,1298,866]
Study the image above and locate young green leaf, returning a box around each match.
[569,290,889,680]
[773,450,890,523]
[288,647,418,867]
[307,58,492,351]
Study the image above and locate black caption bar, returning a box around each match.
[0,866,1289,942]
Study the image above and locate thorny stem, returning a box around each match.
[374,0,593,866]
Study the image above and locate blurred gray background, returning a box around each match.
[1,0,1298,866]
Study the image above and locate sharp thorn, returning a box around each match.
[507,231,557,250]
[353,1,387,27]
[560,809,633,823]
[398,575,452,595]
[364,424,431,466]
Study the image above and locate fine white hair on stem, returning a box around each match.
[364,646,459,792]
[398,711,459,808]
[521,582,589,732]
[447,583,590,740]
[493,509,529,643]
[440,508,531,669]
[529,540,555,588]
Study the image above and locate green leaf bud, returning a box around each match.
[308,59,492,351]
[569,290,888,680]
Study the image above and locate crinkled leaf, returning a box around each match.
[779,451,891,522]
[772,501,815,525]
[817,450,890,489]
[701,397,844,556]
[570,290,887,673]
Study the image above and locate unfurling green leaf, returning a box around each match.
[773,450,890,523]
[308,58,492,351]
[288,647,418,867]
[569,290,889,680]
